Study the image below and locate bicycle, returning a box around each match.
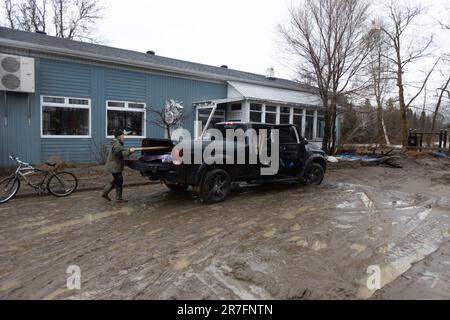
[0,155,78,204]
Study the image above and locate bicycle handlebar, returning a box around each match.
[9,154,30,166]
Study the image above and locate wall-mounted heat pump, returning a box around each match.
[0,54,35,93]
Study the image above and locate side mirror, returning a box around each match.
[303,138,309,145]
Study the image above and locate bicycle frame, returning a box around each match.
[10,156,51,191]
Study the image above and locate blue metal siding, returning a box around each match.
[39,58,93,163]
[105,68,147,102]
[40,59,91,97]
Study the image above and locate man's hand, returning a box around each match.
[129,148,136,153]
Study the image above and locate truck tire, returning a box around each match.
[200,169,231,204]
[303,163,325,185]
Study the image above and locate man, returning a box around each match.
[102,129,136,203]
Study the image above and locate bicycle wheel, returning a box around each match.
[47,172,78,197]
[0,176,20,204]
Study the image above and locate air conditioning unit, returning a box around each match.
[0,54,35,93]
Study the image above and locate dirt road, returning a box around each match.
[0,155,449,299]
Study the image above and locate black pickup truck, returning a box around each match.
[125,122,327,203]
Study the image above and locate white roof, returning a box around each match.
[228,81,323,107]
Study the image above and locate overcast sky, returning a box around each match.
[96,0,449,109]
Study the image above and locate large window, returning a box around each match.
[106,101,146,138]
[41,96,91,137]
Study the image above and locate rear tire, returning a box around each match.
[47,172,78,197]
[0,176,20,204]
[303,163,325,186]
[200,169,231,204]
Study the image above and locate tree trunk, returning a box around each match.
[396,52,408,146]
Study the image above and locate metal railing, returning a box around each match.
[407,129,449,152]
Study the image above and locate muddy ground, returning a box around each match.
[0,154,449,300]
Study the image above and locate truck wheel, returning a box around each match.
[201,169,231,204]
[303,163,325,185]
[163,181,188,192]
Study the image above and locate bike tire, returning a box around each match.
[0,176,20,204]
[47,172,78,197]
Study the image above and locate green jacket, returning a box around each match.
[105,138,131,174]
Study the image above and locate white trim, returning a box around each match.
[40,95,92,139]
[105,100,147,139]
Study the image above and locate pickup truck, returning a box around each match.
[125,122,327,203]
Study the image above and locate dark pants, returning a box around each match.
[111,173,124,189]
[103,172,124,199]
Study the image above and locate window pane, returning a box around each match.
[231,103,242,111]
[280,114,290,124]
[265,113,277,124]
[42,106,89,136]
[317,117,325,139]
[305,116,314,140]
[266,105,277,112]
[279,127,297,144]
[43,97,65,104]
[280,107,291,114]
[293,108,303,115]
[294,115,303,133]
[250,104,262,111]
[108,101,126,108]
[128,103,145,109]
[107,110,143,136]
[69,99,89,105]
[250,111,262,123]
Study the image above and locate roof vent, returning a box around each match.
[35,30,47,35]
[266,66,275,79]
[146,50,155,55]
[220,65,228,69]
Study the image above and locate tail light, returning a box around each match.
[171,148,184,166]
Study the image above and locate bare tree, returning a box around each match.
[279,0,373,154]
[368,20,393,146]
[2,0,103,42]
[147,100,188,139]
[375,1,437,146]
[431,72,450,132]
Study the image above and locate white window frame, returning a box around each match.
[41,95,92,139]
[106,100,147,139]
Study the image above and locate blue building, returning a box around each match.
[0,27,338,167]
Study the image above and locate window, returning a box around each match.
[250,103,263,123]
[305,110,315,140]
[41,96,90,137]
[279,127,298,144]
[317,111,325,139]
[196,107,226,138]
[280,107,291,124]
[231,103,242,111]
[107,101,146,137]
[265,105,277,124]
[293,109,303,134]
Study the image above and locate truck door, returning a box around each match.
[278,126,303,175]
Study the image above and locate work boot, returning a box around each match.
[102,183,114,201]
[116,187,128,203]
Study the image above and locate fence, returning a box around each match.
[407,129,449,152]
